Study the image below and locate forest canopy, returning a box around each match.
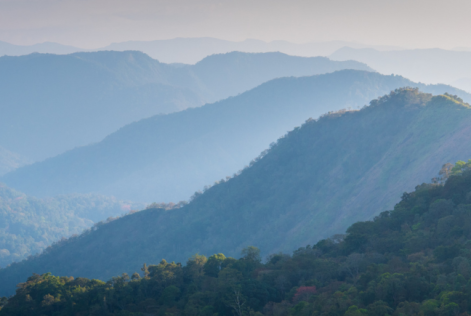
[4,160,471,315]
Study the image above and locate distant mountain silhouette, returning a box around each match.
[0,51,369,161]
[331,47,471,92]
[0,41,82,56]
[0,38,403,64]
[3,89,471,296]
[3,70,469,202]
[101,37,403,64]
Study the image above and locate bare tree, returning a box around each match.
[342,253,365,284]
[229,289,246,316]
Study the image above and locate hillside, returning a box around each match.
[330,47,471,92]
[0,147,30,176]
[2,89,471,296]
[0,51,371,162]
[185,51,373,102]
[3,159,471,315]
[3,71,470,202]
[0,183,143,268]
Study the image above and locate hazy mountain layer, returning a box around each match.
[0,51,370,161]
[0,147,30,177]
[102,37,403,64]
[0,41,82,57]
[2,89,471,294]
[331,47,471,92]
[3,70,469,202]
[0,183,144,268]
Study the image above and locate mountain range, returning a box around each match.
[0,50,370,162]
[331,47,471,92]
[2,89,471,296]
[3,70,470,203]
[101,37,403,64]
[0,38,401,64]
[0,41,81,56]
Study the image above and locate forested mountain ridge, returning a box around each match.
[4,161,471,315]
[0,183,144,268]
[2,89,471,297]
[4,70,470,202]
[0,50,371,162]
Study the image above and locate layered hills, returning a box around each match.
[4,163,471,314]
[102,37,402,64]
[0,147,30,177]
[2,89,471,296]
[3,71,470,202]
[331,47,471,92]
[0,183,143,268]
[0,40,81,57]
[0,51,371,162]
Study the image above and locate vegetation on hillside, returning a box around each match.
[4,161,471,315]
[0,183,143,268]
[2,89,471,297]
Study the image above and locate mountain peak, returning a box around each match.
[369,87,432,109]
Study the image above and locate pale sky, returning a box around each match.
[0,0,469,49]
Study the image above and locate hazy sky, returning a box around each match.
[0,0,470,49]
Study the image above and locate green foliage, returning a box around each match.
[4,89,471,298]
[7,166,471,314]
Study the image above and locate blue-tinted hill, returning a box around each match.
[3,89,471,297]
[3,70,470,202]
[0,51,371,162]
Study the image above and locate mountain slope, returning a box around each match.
[0,183,143,268]
[3,71,470,202]
[4,163,471,314]
[0,51,201,161]
[2,89,471,294]
[0,51,370,161]
[183,51,374,102]
[330,47,471,92]
[0,147,30,177]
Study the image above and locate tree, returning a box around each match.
[204,253,226,277]
[438,163,454,183]
[242,246,261,263]
[141,263,150,278]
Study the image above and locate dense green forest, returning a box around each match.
[0,183,143,268]
[4,160,471,315]
[2,89,471,297]
[4,70,470,202]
